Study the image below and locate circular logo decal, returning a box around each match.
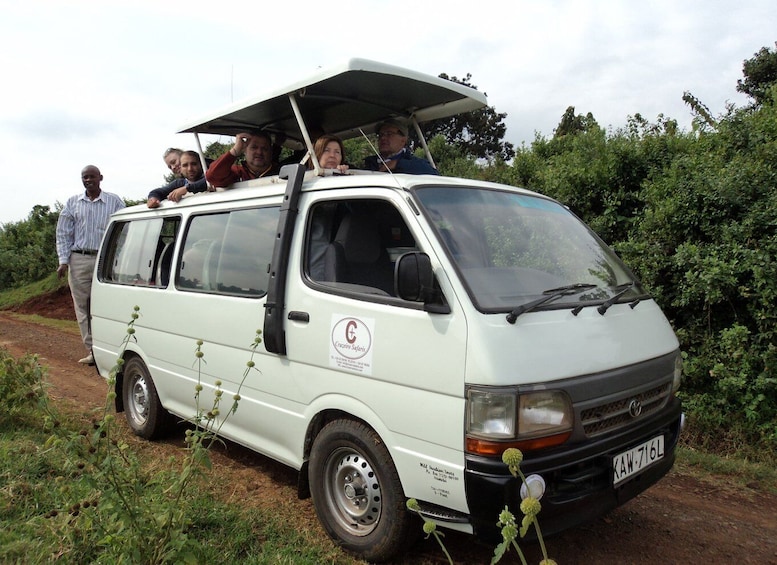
[331,317,372,360]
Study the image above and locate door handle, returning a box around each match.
[288,311,310,323]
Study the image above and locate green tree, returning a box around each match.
[512,112,682,246]
[343,136,373,169]
[504,83,777,455]
[0,199,143,291]
[204,141,230,161]
[682,91,717,131]
[737,42,777,106]
[553,106,599,138]
[0,205,59,290]
[423,134,464,173]
[419,73,515,161]
[622,86,777,453]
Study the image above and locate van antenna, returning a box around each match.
[358,128,402,188]
[359,115,436,178]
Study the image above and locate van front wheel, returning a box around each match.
[122,357,169,439]
[309,419,412,562]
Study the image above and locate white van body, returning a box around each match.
[90,60,683,562]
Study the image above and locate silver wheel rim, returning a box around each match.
[323,447,382,536]
[127,372,150,427]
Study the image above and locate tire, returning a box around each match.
[309,419,412,563]
[121,357,169,439]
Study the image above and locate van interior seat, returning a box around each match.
[324,213,394,295]
[155,240,174,287]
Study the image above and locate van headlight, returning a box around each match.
[467,389,516,438]
[672,352,683,394]
[466,387,573,456]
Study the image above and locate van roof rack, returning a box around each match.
[178,58,488,172]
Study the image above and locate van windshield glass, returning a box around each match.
[414,186,645,313]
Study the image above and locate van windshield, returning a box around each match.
[414,186,646,313]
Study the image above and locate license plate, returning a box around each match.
[612,435,664,486]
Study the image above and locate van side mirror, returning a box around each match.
[396,252,433,301]
[396,253,449,313]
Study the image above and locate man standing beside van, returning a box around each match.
[364,119,439,175]
[206,130,280,188]
[56,165,125,365]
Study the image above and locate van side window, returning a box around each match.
[306,199,418,297]
[177,206,278,297]
[99,217,180,288]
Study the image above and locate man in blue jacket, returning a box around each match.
[363,119,439,175]
[147,150,209,208]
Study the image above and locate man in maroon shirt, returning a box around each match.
[206,130,281,187]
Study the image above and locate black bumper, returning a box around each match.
[464,397,683,541]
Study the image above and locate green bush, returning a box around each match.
[0,205,59,291]
[514,85,777,458]
[0,347,50,428]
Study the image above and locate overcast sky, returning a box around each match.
[1,0,774,225]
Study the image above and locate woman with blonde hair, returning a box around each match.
[162,147,184,176]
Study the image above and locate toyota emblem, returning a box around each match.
[628,399,643,418]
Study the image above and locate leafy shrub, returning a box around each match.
[0,347,49,427]
[519,82,777,459]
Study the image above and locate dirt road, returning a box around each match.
[2,290,776,564]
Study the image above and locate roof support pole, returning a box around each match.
[288,92,320,175]
[410,116,437,170]
[193,133,208,173]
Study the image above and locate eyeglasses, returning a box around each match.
[377,130,404,138]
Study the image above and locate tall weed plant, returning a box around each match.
[0,347,50,427]
[0,308,276,563]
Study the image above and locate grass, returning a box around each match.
[0,285,366,562]
[0,349,363,565]
[0,274,81,336]
[5,311,82,335]
[0,273,64,310]
[675,444,777,495]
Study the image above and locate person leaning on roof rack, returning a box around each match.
[147,150,209,208]
[206,130,281,188]
[363,119,439,175]
[163,147,183,176]
[311,134,349,173]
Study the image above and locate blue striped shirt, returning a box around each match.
[56,190,125,264]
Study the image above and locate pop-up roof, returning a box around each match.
[178,58,488,147]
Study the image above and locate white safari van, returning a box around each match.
[91,59,683,562]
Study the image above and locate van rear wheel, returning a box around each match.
[122,357,169,439]
[309,419,412,563]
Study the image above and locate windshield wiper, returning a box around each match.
[506,283,597,324]
[597,282,636,315]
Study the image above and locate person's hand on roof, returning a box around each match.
[168,187,188,203]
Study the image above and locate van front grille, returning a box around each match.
[580,383,672,437]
